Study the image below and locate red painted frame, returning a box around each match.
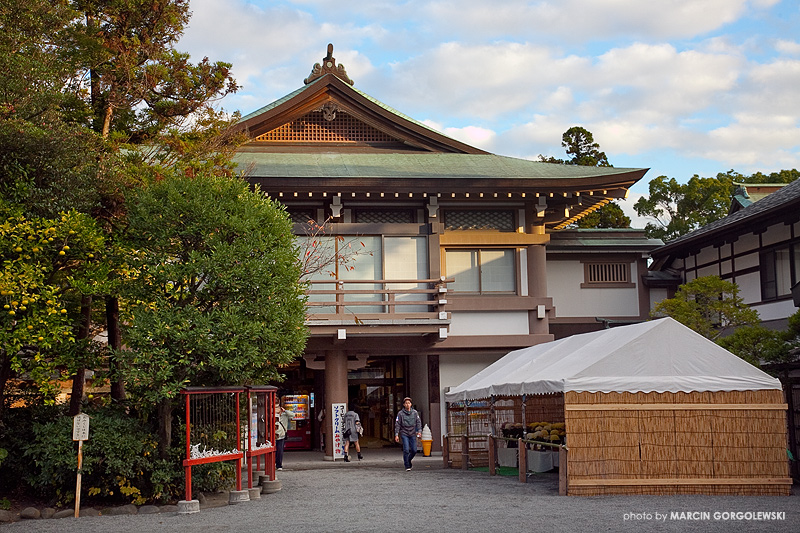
[244,386,278,488]
[181,387,245,502]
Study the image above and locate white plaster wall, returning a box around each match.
[438,352,505,440]
[736,251,759,270]
[752,299,798,322]
[737,271,762,304]
[697,265,718,278]
[650,287,668,311]
[761,223,791,247]
[547,260,639,317]
[734,233,760,255]
[448,311,529,336]
[696,246,718,266]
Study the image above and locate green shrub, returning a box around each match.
[17,406,181,505]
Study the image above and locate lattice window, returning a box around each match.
[443,210,515,231]
[582,261,634,287]
[287,208,317,224]
[255,111,396,143]
[353,209,416,224]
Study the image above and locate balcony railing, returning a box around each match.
[305,278,450,328]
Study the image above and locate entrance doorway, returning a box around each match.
[347,357,406,447]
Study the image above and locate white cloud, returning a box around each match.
[775,40,800,56]
[422,0,765,42]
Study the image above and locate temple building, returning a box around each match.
[232,45,657,458]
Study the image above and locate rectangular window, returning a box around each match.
[581,261,634,288]
[445,248,516,293]
[302,235,429,313]
[761,243,799,300]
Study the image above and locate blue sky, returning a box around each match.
[177,0,800,226]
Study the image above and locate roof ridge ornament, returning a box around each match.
[304,43,354,86]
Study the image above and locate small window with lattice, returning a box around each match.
[287,208,317,225]
[581,261,635,288]
[353,209,416,224]
[255,111,396,143]
[443,210,515,231]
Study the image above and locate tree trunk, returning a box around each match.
[106,296,126,401]
[0,352,12,426]
[157,397,173,460]
[68,295,92,416]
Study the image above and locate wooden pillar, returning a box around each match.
[461,435,469,471]
[526,236,549,336]
[324,350,348,459]
[518,438,527,483]
[559,446,568,495]
[488,435,496,476]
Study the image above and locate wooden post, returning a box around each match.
[74,440,83,518]
[488,435,496,476]
[518,438,527,483]
[442,435,450,468]
[461,435,469,470]
[559,446,568,495]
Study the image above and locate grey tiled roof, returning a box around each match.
[653,178,800,255]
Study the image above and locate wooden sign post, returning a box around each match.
[72,413,90,518]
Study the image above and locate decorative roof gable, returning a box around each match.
[234,45,486,154]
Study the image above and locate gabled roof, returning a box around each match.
[444,317,781,401]
[233,44,650,228]
[652,178,800,259]
[235,72,485,154]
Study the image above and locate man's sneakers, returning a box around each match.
[344,453,350,462]
[277,467,283,471]
[405,466,412,471]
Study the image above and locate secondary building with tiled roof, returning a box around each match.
[649,177,800,328]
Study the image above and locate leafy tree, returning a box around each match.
[118,171,308,458]
[0,204,106,423]
[561,126,610,167]
[633,174,734,242]
[651,276,760,341]
[575,202,631,229]
[634,170,799,241]
[539,126,628,228]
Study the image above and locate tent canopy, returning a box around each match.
[444,317,782,402]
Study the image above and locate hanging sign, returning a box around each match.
[72,413,90,441]
[72,413,90,518]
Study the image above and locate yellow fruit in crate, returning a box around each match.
[550,429,559,435]
[552,423,565,430]
[542,425,552,432]
[535,426,543,432]
[550,434,560,441]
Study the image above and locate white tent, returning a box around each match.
[444,317,782,402]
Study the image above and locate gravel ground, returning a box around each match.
[3,457,798,533]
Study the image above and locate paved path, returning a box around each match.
[3,449,798,533]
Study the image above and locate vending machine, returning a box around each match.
[282,394,312,450]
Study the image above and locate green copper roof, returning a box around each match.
[233,152,646,181]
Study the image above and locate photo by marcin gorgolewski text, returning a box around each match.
[623,510,786,523]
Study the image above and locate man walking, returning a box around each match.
[394,397,422,471]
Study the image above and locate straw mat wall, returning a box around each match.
[564,390,791,496]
